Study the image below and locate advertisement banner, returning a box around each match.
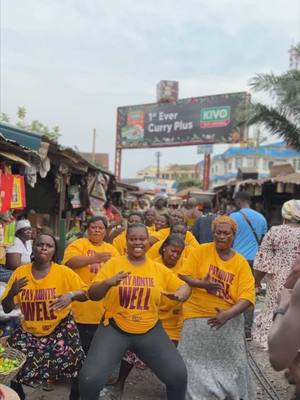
[116,92,248,149]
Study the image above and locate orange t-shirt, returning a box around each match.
[156,256,186,341]
[93,256,184,334]
[179,242,255,320]
[62,238,119,324]
[1,263,86,336]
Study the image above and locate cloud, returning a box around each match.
[1,0,299,177]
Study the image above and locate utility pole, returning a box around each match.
[202,153,211,190]
[92,128,96,162]
[155,151,161,179]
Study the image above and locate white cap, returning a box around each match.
[15,219,31,232]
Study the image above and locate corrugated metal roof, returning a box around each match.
[0,122,42,150]
[212,143,300,161]
[0,133,41,164]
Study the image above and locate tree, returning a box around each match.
[0,113,10,123]
[16,106,27,129]
[176,178,202,192]
[242,43,300,149]
[0,107,61,141]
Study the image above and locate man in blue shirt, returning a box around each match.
[231,191,268,339]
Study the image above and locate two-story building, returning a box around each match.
[208,142,300,188]
[137,164,200,181]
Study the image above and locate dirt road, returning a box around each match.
[23,341,293,400]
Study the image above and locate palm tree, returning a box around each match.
[244,43,300,149]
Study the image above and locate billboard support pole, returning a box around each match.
[203,153,211,190]
[115,147,122,180]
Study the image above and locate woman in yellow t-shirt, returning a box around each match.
[157,234,187,345]
[147,223,197,260]
[79,224,190,400]
[150,209,199,247]
[178,216,256,400]
[1,234,86,400]
[144,208,157,234]
[108,234,188,395]
[63,216,119,400]
[112,211,145,255]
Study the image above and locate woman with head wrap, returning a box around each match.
[178,215,256,400]
[253,199,300,350]
[1,220,33,282]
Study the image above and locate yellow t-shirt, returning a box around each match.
[179,242,255,320]
[112,231,127,256]
[93,255,184,334]
[113,227,154,256]
[147,225,156,235]
[150,228,199,247]
[1,263,86,336]
[62,238,119,324]
[147,240,193,260]
[155,256,186,341]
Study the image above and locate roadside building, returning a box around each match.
[205,142,300,188]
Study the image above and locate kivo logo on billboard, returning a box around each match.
[200,106,231,128]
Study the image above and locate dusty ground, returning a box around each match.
[15,295,295,399]
[22,342,294,400]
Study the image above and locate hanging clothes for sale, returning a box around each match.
[10,175,26,209]
[0,171,14,213]
[3,220,16,247]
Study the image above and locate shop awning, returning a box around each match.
[0,123,42,151]
[0,151,31,167]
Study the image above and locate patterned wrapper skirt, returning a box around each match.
[7,313,85,385]
[178,314,256,400]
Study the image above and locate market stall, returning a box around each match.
[214,173,300,226]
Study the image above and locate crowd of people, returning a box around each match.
[0,192,300,400]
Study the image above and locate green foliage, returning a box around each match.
[240,45,300,149]
[176,178,202,192]
[0,107,61,141]
[17,106,27,120]
[0,113,10,123]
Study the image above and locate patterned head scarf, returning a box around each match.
[281,200,300,223]
[212,215,237,234]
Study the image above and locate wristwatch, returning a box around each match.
[272,308,286,321]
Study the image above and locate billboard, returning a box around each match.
[116,92,248,149]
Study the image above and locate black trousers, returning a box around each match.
[79,321,187,400]
[69,323,98,400]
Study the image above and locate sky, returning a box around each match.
[1,0,300,178]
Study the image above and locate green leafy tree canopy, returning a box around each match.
[176,178,202,192]
[241,43,300,149]
[0,107,61,141]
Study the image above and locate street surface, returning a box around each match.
[23,341,293,400]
